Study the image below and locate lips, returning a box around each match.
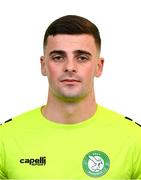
[60,79,80,82]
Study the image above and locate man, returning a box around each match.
[0,15,141,179]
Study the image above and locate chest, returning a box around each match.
[3,127,132,179]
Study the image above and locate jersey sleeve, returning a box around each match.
[0,127,7,179]
[132,124,141,179]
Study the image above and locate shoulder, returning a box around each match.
[98,105,141,155]
[98,104,141,134]
[0,107,41,134]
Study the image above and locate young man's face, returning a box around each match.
[41,34,104,102]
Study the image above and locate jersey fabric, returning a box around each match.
[0,104,141,179]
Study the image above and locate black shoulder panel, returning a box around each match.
[125,116,141,127]
[4,118,12,124]
[135,122,141,127]
[125,116,133,121]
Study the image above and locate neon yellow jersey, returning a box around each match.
[0,105,141,179]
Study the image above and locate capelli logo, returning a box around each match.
[20,156,46,166]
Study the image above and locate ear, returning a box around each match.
[40,56,48,76]
[95,58,104,77]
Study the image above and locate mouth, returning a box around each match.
[60,79,81,83]
[60,79,81,85]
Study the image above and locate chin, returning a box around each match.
[58,91,87,102]
[61,91,81,98]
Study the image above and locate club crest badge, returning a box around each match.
[82,150,110,177]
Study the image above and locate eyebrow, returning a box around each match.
[49,50,66,57]
[49,49,92,57]
[73,50,92,56]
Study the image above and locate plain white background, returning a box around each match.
[0,0,141,124]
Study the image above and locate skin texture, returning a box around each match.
[40,34,104,124]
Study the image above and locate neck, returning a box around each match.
[42,91,97,124]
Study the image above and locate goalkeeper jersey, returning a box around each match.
[0,104,141,179]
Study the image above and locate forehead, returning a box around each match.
[45,34,97,54]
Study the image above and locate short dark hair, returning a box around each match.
[43,15,101,52]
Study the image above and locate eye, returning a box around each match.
[77,55,89,62]
[51,55,64,62]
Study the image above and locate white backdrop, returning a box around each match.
[0,0,141,124]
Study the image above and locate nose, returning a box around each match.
[64,59,77,73]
